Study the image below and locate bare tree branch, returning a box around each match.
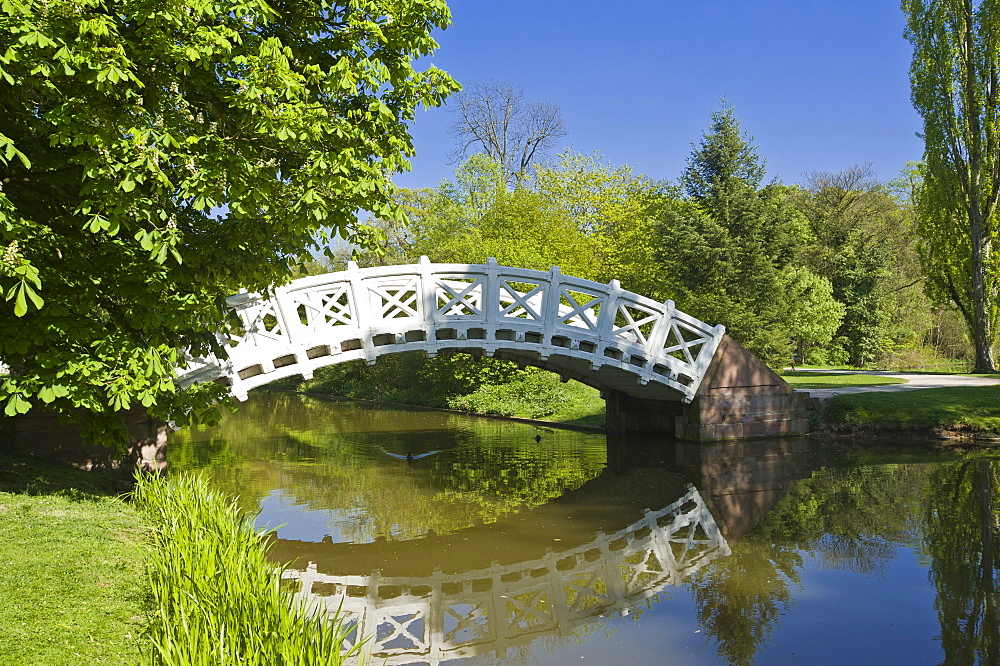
[448,80,567,186]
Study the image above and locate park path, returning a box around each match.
[792,369,1000,399]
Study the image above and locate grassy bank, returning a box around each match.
[0,452,358,665]
[780,370,908,390]
[823,384,1000,436]
[0,453,149,665]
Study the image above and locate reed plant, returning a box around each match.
[133,472,362,665]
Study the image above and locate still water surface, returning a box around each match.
[169,393,1000,665]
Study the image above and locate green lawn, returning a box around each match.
[781,371,909,390]
[825,384,1000,432]
[0,453,150,666]
[539,381,606,427]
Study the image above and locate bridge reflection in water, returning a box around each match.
[283,485,726,663]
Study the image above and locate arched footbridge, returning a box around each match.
[177,258,814,440]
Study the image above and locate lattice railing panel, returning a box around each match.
[498,280,545,320]
[557,286,604,330]
[442,601,493,645]
[504,588,554,637]
[368,277,420,320]
[236,301,287,345]
[374,609,428,653]
[436,277,484,317]
[663,320,713,365]
[613,301,659,345]
[177,257,727,403]
[293,286,354,329]
[619,549,668,596]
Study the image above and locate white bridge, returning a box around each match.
[177,258,725,403]
[283,485,728,664]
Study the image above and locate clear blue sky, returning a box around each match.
[393,0,923,190]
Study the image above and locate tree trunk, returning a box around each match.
[970,209,997,372]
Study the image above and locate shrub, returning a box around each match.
[448,369,569,419]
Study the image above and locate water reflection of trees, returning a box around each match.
[923,459,1000,665]
[168,393,607,541]
[689,462,934,666]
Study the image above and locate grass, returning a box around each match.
[133,472,360,665]
[825,384,1000,432]
[780,370,909,390]
[0,452,150,666]
[0,451,360,665]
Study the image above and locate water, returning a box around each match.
[169,392,1000,665]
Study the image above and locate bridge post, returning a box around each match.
[605,335,817,440]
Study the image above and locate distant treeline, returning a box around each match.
[308,106,965,373]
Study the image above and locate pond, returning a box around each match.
[169,392,1000,665]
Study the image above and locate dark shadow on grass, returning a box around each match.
[0,451,124,497]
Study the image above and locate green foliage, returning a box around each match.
[921,460,1000,663]
[297,351,522,407]
[793,166,920,367]
[903,0,1000,371]
[283,351,607,426]
[403,153,602,278]
[133,471,360,665]
[777,265,845,358]
[0,0,458,442]
[448,368,570,419]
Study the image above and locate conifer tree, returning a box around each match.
[655,105,812,364]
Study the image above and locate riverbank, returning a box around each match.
[281,369,1000,445]
[818,383,1000,447]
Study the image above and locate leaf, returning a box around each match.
[121,178,136,192]
[24,283,43,310]
[4,393,31,416]
[13,283,27,316]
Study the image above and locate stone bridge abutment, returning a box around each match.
[605,334,816,439]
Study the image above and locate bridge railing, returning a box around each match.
[179,258,725,402]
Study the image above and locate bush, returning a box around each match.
[448,369,569,419]
[294,351,521,407]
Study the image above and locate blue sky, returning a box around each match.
[393,0,923,190]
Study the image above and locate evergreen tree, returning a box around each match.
[654,105,813,365]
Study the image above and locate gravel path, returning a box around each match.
[792,369,1000,399]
